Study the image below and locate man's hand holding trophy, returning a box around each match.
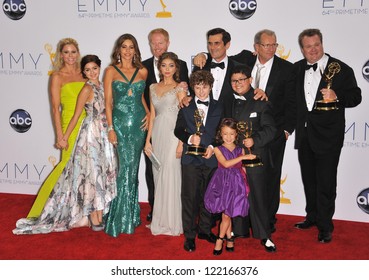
[314,62,341,111]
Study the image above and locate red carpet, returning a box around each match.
[1,193,368,260]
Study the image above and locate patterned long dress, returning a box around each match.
[13,81,117,234]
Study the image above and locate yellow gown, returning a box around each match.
[27,82,86,218]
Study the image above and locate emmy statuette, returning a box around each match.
[186,109,206,156]
[236,121,263,167]
[314,62,341,111]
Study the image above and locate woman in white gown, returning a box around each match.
[144,52,186,236]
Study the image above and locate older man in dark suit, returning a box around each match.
[142,28,189,222]
[287,28,361,243]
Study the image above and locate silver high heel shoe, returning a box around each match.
[88,215,104,232]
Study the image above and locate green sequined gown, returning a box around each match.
[105,67,146,237]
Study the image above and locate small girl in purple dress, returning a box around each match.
[204,118,255,255]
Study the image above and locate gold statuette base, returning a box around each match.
[156,11,172,18]
[186,145,206,156]
[314,100,338,111]
[242,156,263,168]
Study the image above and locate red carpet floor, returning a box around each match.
[1,193,369,260]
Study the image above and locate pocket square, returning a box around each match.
[249,112,257,118]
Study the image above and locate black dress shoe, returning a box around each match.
[198,232,217,243]
[294,220,316,229]
[318,231,332,243]
[146,212,152,222]
[261,238,277,253]
[184,239,196,252]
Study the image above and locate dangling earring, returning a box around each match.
[117,54,121,63]
[133,54,136,64]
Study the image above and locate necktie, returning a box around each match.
[305,63,317,71]
[197,100,209,106]
[254,64,265,89]
[210,62,225,69]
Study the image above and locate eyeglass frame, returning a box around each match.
[258,43,279,49]
[230,77,249,85]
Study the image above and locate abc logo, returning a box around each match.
[357,188,369,214]
[9,109,32,133]
[229,0,257,20]
[2,0,27,20]
[362,60,369,82]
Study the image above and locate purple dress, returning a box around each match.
[204,146,249,218]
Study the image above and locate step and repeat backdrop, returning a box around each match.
[1,0,368,222]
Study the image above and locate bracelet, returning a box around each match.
[108,125,114,132]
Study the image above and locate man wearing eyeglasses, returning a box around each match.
[229,65,277,252]
[194,30,294,235]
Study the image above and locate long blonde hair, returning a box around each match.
[53,38,81,71]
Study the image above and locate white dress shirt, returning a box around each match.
[210,57,228,101]
[251,56,274,91]
[304,54,329,111]
[154,57,160,82]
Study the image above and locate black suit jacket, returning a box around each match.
[192,56,244,114]
[174,98,223,168]
[286,54,362,154]
[232,90,276,163]
[231,50,294,136]
[143,56,189,107]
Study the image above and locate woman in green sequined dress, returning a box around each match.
[104,34,149,237]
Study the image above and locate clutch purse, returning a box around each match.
[149,151,161,171]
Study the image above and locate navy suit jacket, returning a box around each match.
[286,54,361,154]
[174,98,223,168]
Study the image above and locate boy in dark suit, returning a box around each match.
[174,70,223,252]
[228,65,277,252]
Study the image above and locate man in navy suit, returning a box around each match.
[142,28,189,221]
[287,29,361,243]
[174,70,223,252]
[194,29,293,234]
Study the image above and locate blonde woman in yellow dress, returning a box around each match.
[27,38,86,218]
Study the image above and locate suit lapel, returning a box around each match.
[265,57,280,97]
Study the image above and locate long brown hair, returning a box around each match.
[110,33,143,69]
[157,52,180,82]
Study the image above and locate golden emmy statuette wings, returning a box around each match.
[186,109,206,156]
[314,62,341,111]
[236,121,263,167]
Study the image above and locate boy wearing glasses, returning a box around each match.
[228,65,277,253]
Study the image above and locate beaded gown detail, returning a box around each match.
[204,146,249,218]
[13,81,117,234]
[27,82,86,219]
[105,67,146,237]
[149,84,183,236]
